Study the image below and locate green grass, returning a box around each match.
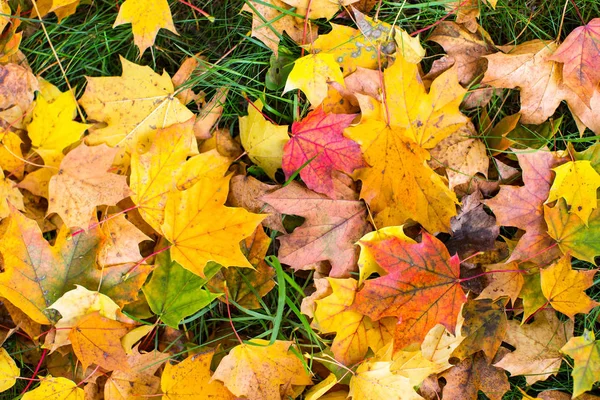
[2,0,599,398]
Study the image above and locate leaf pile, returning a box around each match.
[0,1,599,399]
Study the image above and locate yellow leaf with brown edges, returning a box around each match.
[540,254,599,319]
[212,339,312,400]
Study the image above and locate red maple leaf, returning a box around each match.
[352,233,467,351]
[282,109,364,198]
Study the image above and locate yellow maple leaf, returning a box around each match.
[161,174,265,277]
[346,53,466,232]
[21,376,84,400]
[32,0,81,22]
[79,56,193,151]
[0,129,25,179]
[161,350,235,399]
[348,359,424,400]
[27,87,90,165]
[212,339,312,400]
[113,0,177,55]
[561,330,600,398]
[540,254,599,319]
[0,348,19,392]
[313,278,395,366]
[284,53,345,106]
[546,160,600,225]
[0,169,24,219]
[281,0,359,19]
[239,99,289,179]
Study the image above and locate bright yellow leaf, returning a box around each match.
[284,53,345,106]
[22,376,84,400]
[27,88,90,165]
[79,56,194,151]
[113,0,177,55]
[212,339,312,400]
[540,254,599,319]
[304,373,337,400]
[281,0,359,19]
[161,174,265,277]
[161,350,234,399]
[561,330,600,398]
[239,99,289,179]
[32,0,81,22]
[0,348,19,392]
[348,359,424,400]
[0,129,25,178]
[547,160,600,225]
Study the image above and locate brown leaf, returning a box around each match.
[477,261,524,305]
[227,175,285,232]
[442,351,509,400]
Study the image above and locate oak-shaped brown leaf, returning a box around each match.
[494,310,573,385]
[484,150,562,265]
[482,40,563,124]
[227,175,284,232]
[451,299,507,361]
[429,22,497,85]
[212,339,312,400]
[48,144,131,229]
[208,225,276,309]
[549,19,600,106]
[441,351,509,400]
[69,312,130,371]
[352,233,467,351]
[282,109,364,198]
[262,181,371,278]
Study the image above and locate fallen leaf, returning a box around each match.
[262,181,371,277]
[441,351,509,400]
[212,339,312,400]
[282,108,363,197]
[227,175,285,232]
[48,143,131,229]
[97,214,150,269]
[421,320,465,373]
[451,299,507,361]
[0,129,25,178]
[352,233,467,351]
[0,169,24,219]
[280,0,358,19]
[520,272,547,321]
[313,278,395,365]
[0,347,18,392]
[477,262,524,305]
[549,18,600,106]
[304,373,337,400]
[540,254,598,319]
[546,160,600,225]
[494,310,573,385]
[79,56,194,150]
[284,53,345,107]
[69,311,130,371]
[349,359,424,400]
[0,63,38,120]
[239,99,289,179]
[561,330,600,398]
[113,0,177,55]
[21,376,84,400]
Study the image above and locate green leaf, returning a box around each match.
[142,242,221,328]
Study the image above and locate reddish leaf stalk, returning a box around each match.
[223,283,244,345]
[125,244,172,279]
[20,348,48,395]
[71,203,140,237]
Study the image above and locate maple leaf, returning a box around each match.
[485,150,562,265]
[494,310,573,385]
[282,109,363,197]
[239,99,289,179]
[0,348,18,392]
[441,352,509,400]
[285,53,345,107]
[280,0,358,19]
[97,214,150,269]
[313,278,395,365]
[27,88,90,165]
[544,199,600,262]
[451,299,507,361]
[113,0,177,55]
[208,225,276,309]
[21,376,84,400]
[446,0,497,33]
[227,175,285,232]
[345,54,466,232]
[520,272,548,321]
[262,181,371,277]
[561,330,600,398]
[429,21,497,85]
[212,339,312,400]
[0,169,24,219]
[69,311,130,371]
[79,57,194,150]
[242,0,311,56]
[482,40,564,124]
[352,233,467,351]
[477,262,524,305]
[0,129,25,179]
[348,357,425,400]
[549,18,600,106]
[161,174,265,277]
[161,349,235,399]
[421,320,465,373]
[32,0,81,22]
[540,254,599,319]
[48,144,131,229]
[546,160,600,225]
[142,244,221,327]
[0,63,38,124]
